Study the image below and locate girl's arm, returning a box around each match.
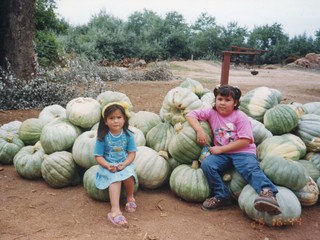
[117,151,136,170]
[95,156,117,172]
[186,116,207,146]
[210,138,251,154]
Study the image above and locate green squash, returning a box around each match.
[223,169,247,199]
[18,118,46,145]
[240,86,282,122]
[298,159,320,181]
[293,177,319,207]
[257,133,306,161]
[305,152,320,171]
[302,102,320,114]
[169,161,210,202]
[263,104,299,135]
[168,121,212,164]
[41,151,81,188]
[249,117,273,145]
[66,97,101,129]
[72,130,97,169]
[13,141,45,179]
[83,165,139,202]
[40,118,82,154]
[146,122,175,152]
[294,114,320,152]
[0,132,24,164]
[238,185,301,227]
[201,91,215,108]
[260,155,309,191]
[129,111,162,136]
[129,126,146,146]
[134,146,171,189]
[179,77,206,98]
[38,104,66,124]
[160,87,204,126]
[0,120,21,136]
[96,90,133,112]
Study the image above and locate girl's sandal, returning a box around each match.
[107,212,128,227]
[125,200,137,213]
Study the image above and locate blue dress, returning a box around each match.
[93,130,137,190]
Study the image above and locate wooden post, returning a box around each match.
[220,52,231,85]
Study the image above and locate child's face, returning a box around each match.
[105,109,125,134]
[215,94,237,116]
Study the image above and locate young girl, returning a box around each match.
[94,102,137,227]
[186,85,281,215]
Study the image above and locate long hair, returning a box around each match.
[97,104,132,141]
[213,85,242,110]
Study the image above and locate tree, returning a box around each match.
[0,0,37,80]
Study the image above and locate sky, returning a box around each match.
[55,0,320,38]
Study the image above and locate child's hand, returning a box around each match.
[107,165,117,172]
[196,131,207,146]
[209,146,224,155]
[116,163,125,171]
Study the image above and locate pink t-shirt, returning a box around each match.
[187,108,256,154]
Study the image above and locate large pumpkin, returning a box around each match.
[179,78,206,98]
[129,111,162,136]
[129,126,146,146]
[41,151,81,188]
[18,118,46,145]
[256,133,306,161]
[83,165,139,202]
[238,185,302,227]
[168,121,212,164]
[40,118,81,154]
[72,130,97,169]
[13,141,45,179]
[66,97,101,129]
[146,122,175,152]
[0,132,24,164]
[223,169,247,199]
[201,91,215,108]
[260,155,309,191]
[305,152,320,171]
[38,104,66,124]
[0,120,21,136]
[96,90,133,113]
[302,102,320,114]
[294,114,320,152]
[263,104,299,135]
[298,159,320,181]
[293,177,319,207]
[160,87,204,126]
[134,146,171,189]
[239,86,282,122]
[169,161,210,202]
[249,117,272,145]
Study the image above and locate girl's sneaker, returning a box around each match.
[254,188,281,215]
[202,196,232,211]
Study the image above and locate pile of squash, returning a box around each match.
[1,77,320,227]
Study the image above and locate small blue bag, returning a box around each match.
[199,145,211,163]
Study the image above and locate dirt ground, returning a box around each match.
[1,61,320,240]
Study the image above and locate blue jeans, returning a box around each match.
[200,152,278,200]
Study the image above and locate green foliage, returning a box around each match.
[35,3,319,66]
[35,0,69,67]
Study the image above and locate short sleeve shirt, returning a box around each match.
[187,108,256,154]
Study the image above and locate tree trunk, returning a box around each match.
[0,0,37,81]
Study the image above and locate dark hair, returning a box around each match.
[213,85,242,110]
[97,104,132,141]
